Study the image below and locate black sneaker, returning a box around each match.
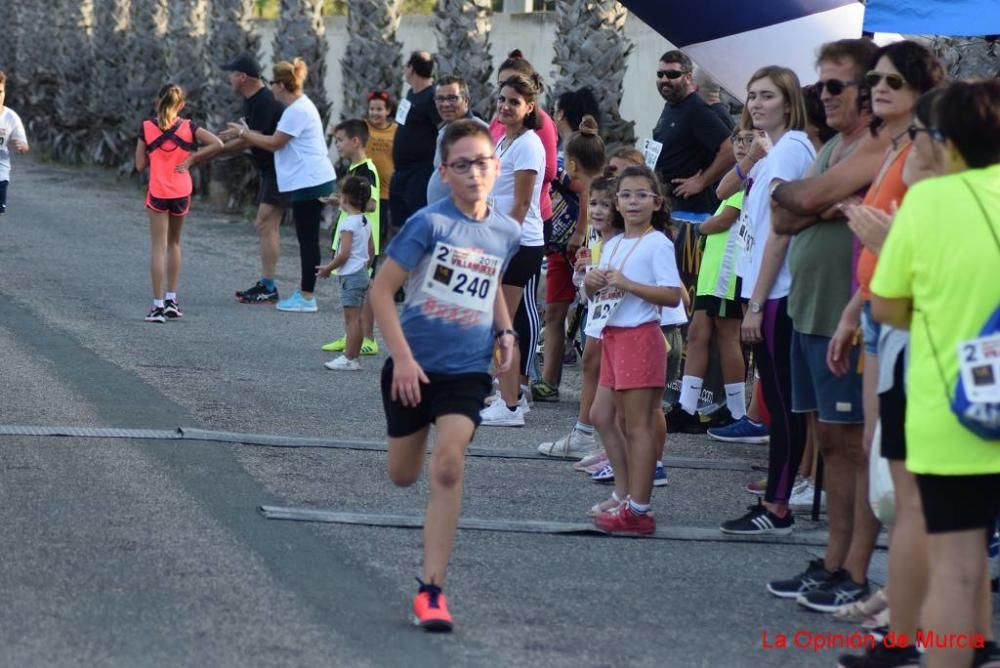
[797,569,870,612]
[766,558,835,599]
[236,281,279,304]
[163,299,183,319]
[837,642,921,668]
[665,404,707,434]
[720,500,794,535]
[973,640,1000,668]
[145,306,166,323]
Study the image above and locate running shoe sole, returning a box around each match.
[720,525,793,536]
[412,615,452,632]
[766,583,810,599]
[708,432,770,444]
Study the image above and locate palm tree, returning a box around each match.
[432,0,492,119]
[13,0,61,144]
[206,0,260,130]
[930,36,999,79]
[90,0,134,167]
[127,0,171,167]
[550,0,635,149]
[273,0,331,125]
[340,0,403,119]
[168,0,211,113]
[51,0,96,163]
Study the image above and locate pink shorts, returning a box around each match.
[599,321,667,390]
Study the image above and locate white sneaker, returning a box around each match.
[789,479,825,511]
[537,429,598,459]
[479,399,525,427]
[485,390,531,414]
[324,355,361,371]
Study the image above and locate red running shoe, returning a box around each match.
[594,503,656,536]
[412,579,453,632]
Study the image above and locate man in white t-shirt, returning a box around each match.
[0,72,31,215]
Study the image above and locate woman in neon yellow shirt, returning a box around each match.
[872,79,1000,668]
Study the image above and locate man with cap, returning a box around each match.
[221,52,291,304]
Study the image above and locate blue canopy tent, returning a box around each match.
[863,0,1000,36]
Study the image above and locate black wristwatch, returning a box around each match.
[495,328,519,342]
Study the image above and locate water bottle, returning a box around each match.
[572,247,591,288]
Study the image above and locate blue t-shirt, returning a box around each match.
[387,198,521,375]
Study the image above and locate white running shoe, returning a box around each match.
[537,429,598,459]
[324,355,361,371]
[789,479,825,511]
[485,390,531,414]
[479,399,525,427]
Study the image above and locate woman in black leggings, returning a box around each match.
[222,57,336,313]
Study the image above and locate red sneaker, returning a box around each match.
[593,503,656,536]
[412,579,453,632]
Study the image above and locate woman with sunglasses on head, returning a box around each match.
[479,74,548,427]
[831,42,946,668]
[365,91,398,244]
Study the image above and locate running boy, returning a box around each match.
[322,119,381,356]
[0,71,30,216]
[317,175,375,370]
[369,119,520,631]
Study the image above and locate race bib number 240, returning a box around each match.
[422,242,502,313]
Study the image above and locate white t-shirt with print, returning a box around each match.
[736,130,816,300]
[337,213,373,276]
[491,131,546,247]
[0,108,27,182]
[597,230,682,328]
[274,95,337,193]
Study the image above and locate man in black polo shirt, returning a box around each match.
[389,51,441,230]
[221,52,291,304]
[653,50,735,215]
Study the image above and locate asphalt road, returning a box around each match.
[1,156,995,667]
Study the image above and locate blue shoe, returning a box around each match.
[707,416,769,444]
[591,463,614,484]
[276,291,318,313]
[653,462,668,487]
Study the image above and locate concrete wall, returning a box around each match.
[255,11,674,143]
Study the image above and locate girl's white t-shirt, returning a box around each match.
[338,213,373,276]
[491,130,546,247]
[275,95,337,193]
[736,130,816,300]
[597,230,682,328]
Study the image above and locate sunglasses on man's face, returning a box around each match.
[865,71,907,91]
[815,78,861,96]
[657,69,686,80]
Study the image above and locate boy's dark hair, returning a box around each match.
[407,51,435,79]
[614,164,672,233]
[440,118,494,162]
[340,175,371,212]
[659,50,693,72]
[498,74,542,131]
[934,79,1000,168]
[334,118,370,146]
[556,87,601,132]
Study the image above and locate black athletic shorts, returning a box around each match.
[879,354,907,461]
[258,171,290,207]
[502,244,545,288]
[146,193,190,216]
[693,278,743,319]
[916,472,1000,534]
[380,358,492,438]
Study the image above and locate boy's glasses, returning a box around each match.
[616,190,657,202]
[445,155,496,174]
[865,71,906,90]
[731,134,755,146]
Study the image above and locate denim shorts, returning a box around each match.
[861,300,880,356]
[339,270,370,308]
[790,330,864,424]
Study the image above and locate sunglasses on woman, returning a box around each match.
[814,78,861,96]
[865,71,907,90]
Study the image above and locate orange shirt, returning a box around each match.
[142,118,195,199]
[857,143,910,298]
[365,120,397,200]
